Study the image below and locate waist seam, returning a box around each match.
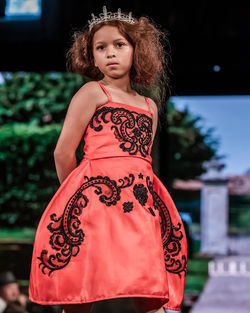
[82,154,152,165]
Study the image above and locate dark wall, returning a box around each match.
[0,0,249,95]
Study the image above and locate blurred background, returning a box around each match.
[0,1,250,313]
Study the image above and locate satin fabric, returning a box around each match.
[29,82,188,311]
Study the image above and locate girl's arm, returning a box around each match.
[53,81,105,184]
[148,98,158,142]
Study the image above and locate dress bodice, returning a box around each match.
[82,82,153,164]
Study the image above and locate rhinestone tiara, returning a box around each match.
[88,6,135,31]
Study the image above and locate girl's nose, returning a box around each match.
[107,54,115,59]
[106,47,116,58]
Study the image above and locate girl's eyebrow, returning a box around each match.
[94,38,126,46]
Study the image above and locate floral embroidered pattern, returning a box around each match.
[90,107,152,157]
[123,201,133,213]
[148,207,156,216]
[133,183,148,206]
[133,173,157,217]
[38,174,135,276]
[146,175,158,212]
[154,191,187,278]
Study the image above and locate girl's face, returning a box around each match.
[92,25,134,80]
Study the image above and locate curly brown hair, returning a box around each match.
[66,13,171,119]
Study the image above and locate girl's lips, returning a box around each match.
[106,63,119,66]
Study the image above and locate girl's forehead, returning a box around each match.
[93,25,125,42]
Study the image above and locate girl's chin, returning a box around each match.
[102,71,130,80]
[103,74,125,79]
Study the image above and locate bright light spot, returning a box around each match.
[5,0,41,16]
[213,65,221,72]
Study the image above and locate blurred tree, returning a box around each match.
[0,71,87,126]
[0,72,86,228]
[166,100,224,193]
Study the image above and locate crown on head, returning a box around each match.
[88,6,135,31]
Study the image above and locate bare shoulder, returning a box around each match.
[54,81,107,156]
[146,97,158,141]
[73,81,108,107]
[147,97,158,117]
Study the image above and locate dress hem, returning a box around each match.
[163,305,182,311]
[29,293,170,305]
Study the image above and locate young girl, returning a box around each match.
[28,6,188,313]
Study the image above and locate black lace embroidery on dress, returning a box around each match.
[38,174,135,276]
[133,183,148,206]
[90,107,152,157]
[148,207,156,216]
[146,175,159,212]
[123,201,133,213]
[154,191,187,278]
[133,173,158,217]
[138,173,144,179]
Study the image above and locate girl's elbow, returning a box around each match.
[54,148,74,159]
[54,148,62,158]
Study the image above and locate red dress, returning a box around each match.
[29,81,188,311]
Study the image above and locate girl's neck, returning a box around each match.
[101,76,133,93]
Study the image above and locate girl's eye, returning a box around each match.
[116,42,125,47]
[96,45,104,50]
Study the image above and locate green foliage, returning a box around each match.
[0,123,60,227]
[229,195,250,234]
[0,71,88,125]
[0,122,85,227]
[184,254,212,295]
[237,211,250,230]
[167,100,225,183]
[185,256,212,294]
[0,227,35,242]
[0,72,86,227]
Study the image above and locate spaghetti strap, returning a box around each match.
[144,97,151,115]
[96,81,112,102]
